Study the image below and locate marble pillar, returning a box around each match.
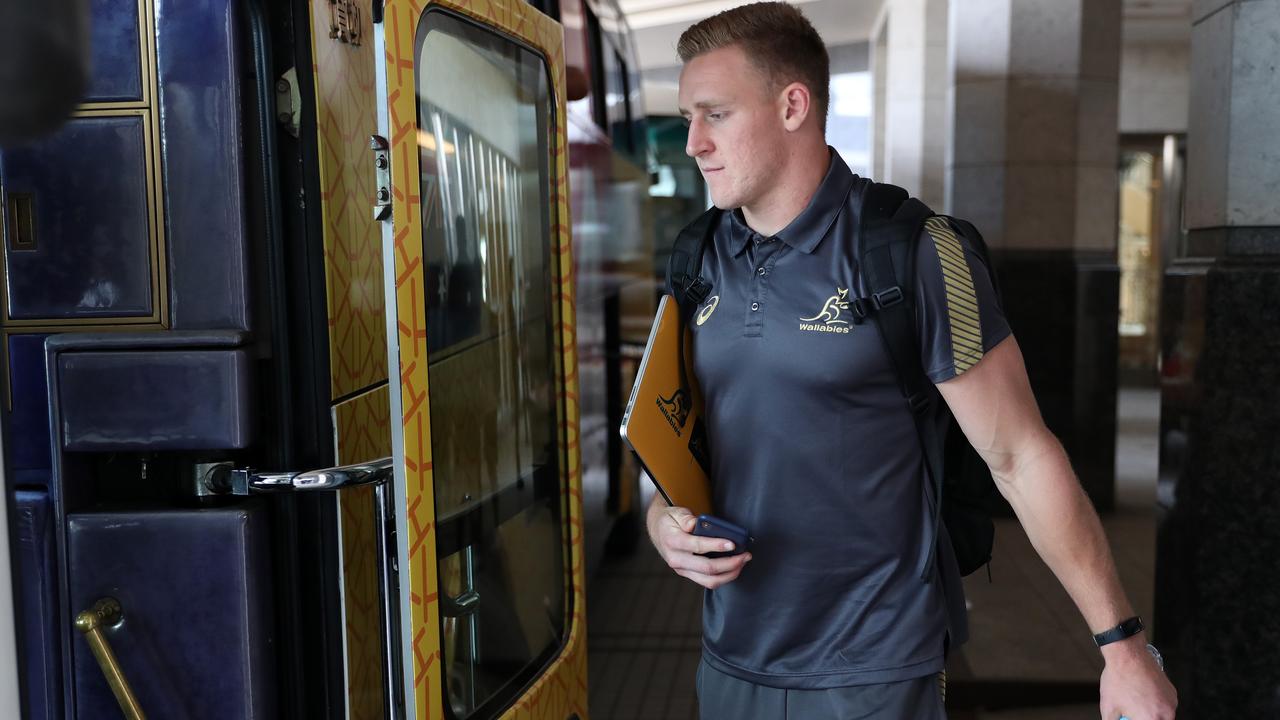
[1155,1,1280,716]
[872,18,888,181]
[875,0,949,209]
[949,0,1122,511]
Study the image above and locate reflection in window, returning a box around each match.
[415,12,565,718]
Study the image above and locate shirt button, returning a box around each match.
[750,302,760,311]
[757,266,766,275]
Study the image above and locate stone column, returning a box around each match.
[875,0,949,209]
[872,18,888,181]
[1155,1,1280,716]
[949,0,1122,511]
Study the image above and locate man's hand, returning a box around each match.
[646,498,751,590]
[1099,636,1177,720]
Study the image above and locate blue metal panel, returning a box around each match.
[7,334,52,477]
[1,116,154,320]
[67,506,277,719]
[85,0,144,102]
[41,331,252,718]
[57,348,252,451]
[154,0,249,330]
[12,490,63,720]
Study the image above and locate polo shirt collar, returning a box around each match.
[726,148,856,257]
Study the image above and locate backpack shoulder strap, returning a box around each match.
[859,185,933,412]
[666,207,721,319]
[666,207,720,402]
[858,183,943,581]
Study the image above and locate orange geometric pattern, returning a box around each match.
[308,1,395,713]
[381,1,588,717]
[311,0,389,401]
[334,385,393,719]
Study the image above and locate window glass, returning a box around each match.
[581,3,608,129]
[1118,150,1162,373]
[415,12,565,717]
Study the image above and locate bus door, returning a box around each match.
[374,2,587,718]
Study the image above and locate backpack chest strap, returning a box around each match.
[861,224,932,413]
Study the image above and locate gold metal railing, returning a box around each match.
[74,597,146,720]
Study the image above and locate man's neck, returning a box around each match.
[741,144,831,237]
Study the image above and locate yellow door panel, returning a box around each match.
[310,0,390,401]
[378,1,586,717]
[310,2,398,714]
[334,385,394,718]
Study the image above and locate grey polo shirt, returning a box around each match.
[689,150,1011,689]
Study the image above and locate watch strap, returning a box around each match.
[1093,616,1144,647]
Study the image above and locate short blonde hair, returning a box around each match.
[677,2,830,130]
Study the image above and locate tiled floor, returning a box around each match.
[586,388,1161,719]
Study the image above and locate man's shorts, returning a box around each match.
[696,658,947,719]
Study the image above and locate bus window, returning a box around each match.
[608,48,635,156]
[582,3,608,130]
[415,11,566,718]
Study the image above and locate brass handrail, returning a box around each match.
[74,597,146,720]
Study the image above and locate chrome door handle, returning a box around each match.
[200,457,394,495]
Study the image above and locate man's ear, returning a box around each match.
[780,82,811,132]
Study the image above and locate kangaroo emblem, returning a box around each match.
[800,288,851,325]
[657,389,691,432]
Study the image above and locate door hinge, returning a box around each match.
[371,134,392,221]
[275,67,301,138]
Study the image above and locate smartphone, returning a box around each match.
[692,514,752,558]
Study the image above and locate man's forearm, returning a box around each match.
[939,338,1162,682]
[995,431,1145,656]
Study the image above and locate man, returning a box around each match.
[646,3,1179,718]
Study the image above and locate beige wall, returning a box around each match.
[878,0,949,208]
[872,18,888,180]
[1120,40,1191,133]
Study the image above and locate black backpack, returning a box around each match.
[666,180,1001,580]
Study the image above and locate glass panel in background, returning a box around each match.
[646,115,707,280]
[1118,151,1162,376]
[415,12,565,718]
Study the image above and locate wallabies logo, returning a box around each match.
[657,389,691,436]
[799,287,853,334]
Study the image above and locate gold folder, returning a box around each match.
[620,294,713,517]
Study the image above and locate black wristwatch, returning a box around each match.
[1093,616,1144,647]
